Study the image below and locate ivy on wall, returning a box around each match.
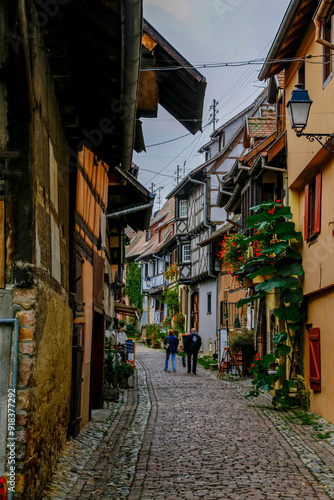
[124,262,142,313]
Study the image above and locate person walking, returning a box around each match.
[164,329,179,372]
[184,328,202,375]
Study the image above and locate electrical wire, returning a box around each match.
[140,54,325,72]
[145,132,192,147]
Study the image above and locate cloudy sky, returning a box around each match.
[134,0,291,208]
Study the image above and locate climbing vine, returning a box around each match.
[236,200,306,408]
[124,261,142,313]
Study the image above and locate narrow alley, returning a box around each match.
[45,345,334,500]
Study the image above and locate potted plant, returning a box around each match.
[103,337,119,400]
[115,361,135,388]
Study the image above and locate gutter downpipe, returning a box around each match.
[314,0,334,50]
[121,0,142,171]
[106,203,152,218]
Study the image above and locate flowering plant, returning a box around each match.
[218,229,249,285]
[164,264,178,281]
[164,316,172,328]
[173,312,185,332]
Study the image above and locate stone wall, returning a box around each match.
[13,285,72,499]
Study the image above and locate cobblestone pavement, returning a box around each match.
[44,344,334,500]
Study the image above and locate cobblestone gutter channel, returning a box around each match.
[44,361,151,499]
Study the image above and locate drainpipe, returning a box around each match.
[314,0,334,50]
[121,0,142,171]
[106,202,152,218]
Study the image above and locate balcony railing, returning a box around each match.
[142,273,167,292]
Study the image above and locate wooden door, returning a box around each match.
[192,292,199,332]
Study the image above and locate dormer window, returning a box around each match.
[205,150,211,162]
[179,200,188,218]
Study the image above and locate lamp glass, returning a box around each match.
[287,101,312,130]
[287,84,313,132]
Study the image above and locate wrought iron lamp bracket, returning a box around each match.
[296,132,334,152]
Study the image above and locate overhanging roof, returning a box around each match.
[259,0,316,81]
[142,20,207,134]
[108,167,154,231]
[40,0,142,169]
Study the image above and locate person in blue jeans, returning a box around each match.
[164,329,179,372]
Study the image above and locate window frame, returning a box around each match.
[182,243,191,263]
[323,16,333,88]
[304,173,322,241]
[179,199,188,218]
[207,292,212,315]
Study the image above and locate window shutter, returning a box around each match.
[304,184,310,240]
[314,172,322,234]
[309,327,321,392]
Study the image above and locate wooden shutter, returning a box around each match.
[309,327,321,392]
[314,172,322,234]
[304,183,309,240]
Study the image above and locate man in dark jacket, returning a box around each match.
[184,328,202,375]
[164,329,179,372]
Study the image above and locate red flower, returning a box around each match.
[277,199,280,203]
[251,364,255,367]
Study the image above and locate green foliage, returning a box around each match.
[228,329,254,352]
[145,323,165,343]
[236,200,305,408]
[124,261,142,312]
[197,355,218,371]
[163,285,180,316]
[114,361,135,381]
[218,230,249,285]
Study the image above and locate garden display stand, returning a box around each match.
[217,346,243,379]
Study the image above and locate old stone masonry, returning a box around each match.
[45,345,334,499]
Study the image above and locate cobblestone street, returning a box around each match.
[45,345,334,500]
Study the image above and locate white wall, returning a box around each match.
[192,278,217,354]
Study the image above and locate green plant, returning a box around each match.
[317,432,331,439]
[115,361,135,382]
[197,355,218,370]
[164,263,178,281]
[145,323,164,344]
[163,286,180,316]
[237,200,304,408]
[218,230,249,285]
[228,329,254,352]
[173,312,185,333]
[104,338,117,387]
[124,261,143,312]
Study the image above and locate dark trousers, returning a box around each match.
[187,351,198,374]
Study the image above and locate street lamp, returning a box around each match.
[287,84,334,151]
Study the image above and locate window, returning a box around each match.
[169,248,177,265]
[144,263,149,277]
[304,173,321,240]
[182,244,191,263]
[207,292,212,315]
[323,16,333,86]
[205,150,211,162]
[145,229,151,242]
[218,132,225,152]
[179,200,188,218]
